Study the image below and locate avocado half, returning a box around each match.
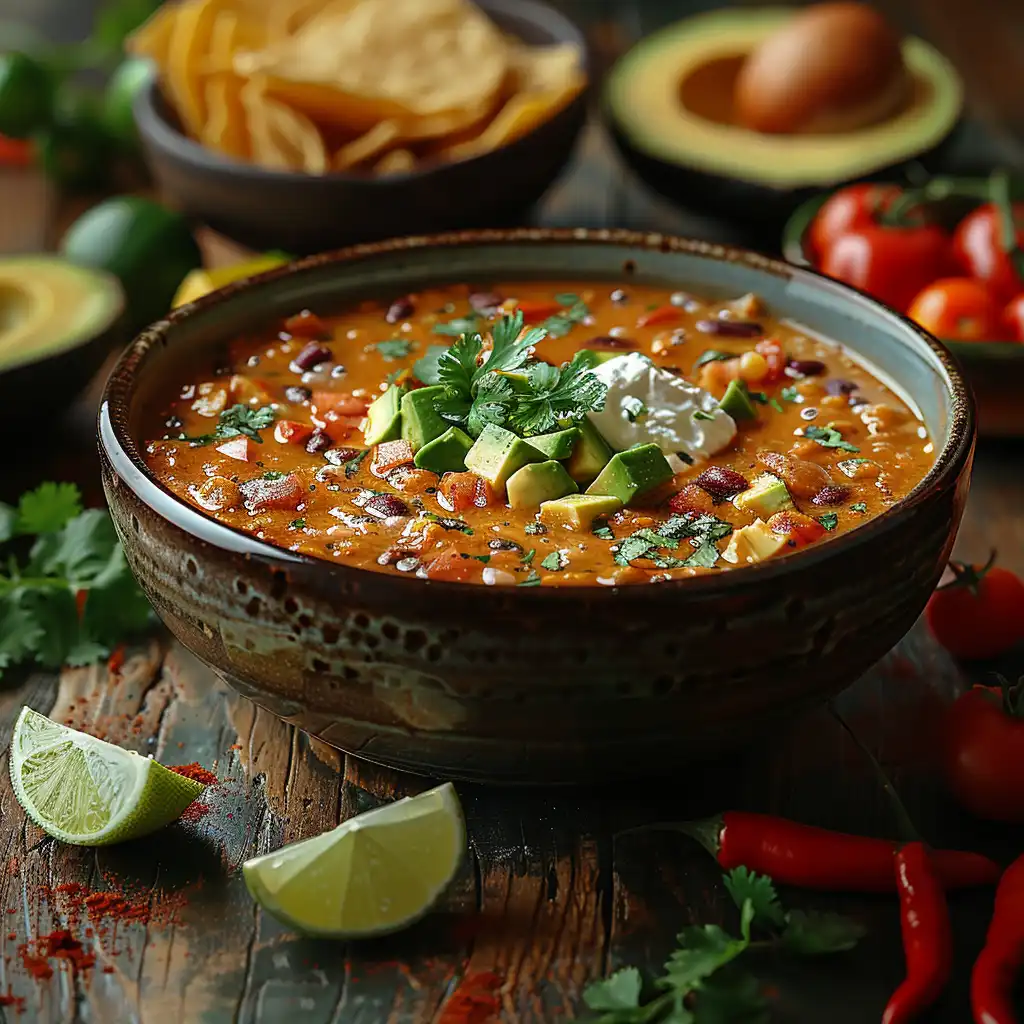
[604,7,963,233]
[0,257,127,420]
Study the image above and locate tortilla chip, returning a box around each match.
[202,72,251,159]
[374,148,417,175]
[164,0,225,135]
[332,120,401,170]
[241,77,328,173]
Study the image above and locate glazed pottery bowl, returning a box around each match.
[132,0,588,255]
[98,229,975,785]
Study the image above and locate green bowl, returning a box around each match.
[782,184,1024,436]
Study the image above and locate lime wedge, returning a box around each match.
[9,707,205,846]
[243,782,465,939]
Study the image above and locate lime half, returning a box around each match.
[9,707,205,846]
[243,782,465,939]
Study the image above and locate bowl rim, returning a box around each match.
[132,0,589,187]
[99,227,975,603]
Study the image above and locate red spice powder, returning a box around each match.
[437,970,503,1024]
[0,988,25,1012]
[167,763,218,786]
[84,893,150,925]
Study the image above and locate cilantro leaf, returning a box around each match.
[555,292,580,307]
[437,332,482,401]
[518,570,541,587]
[769,399,784,414]
[541,551,567,571]
[592,521,614,540]
[803,425,859,453]
[541,300,589,339]
[375,339,412,360]
[780,386,800,403]
[850,502,867,514]
[507,351,607,436]
[818,513,838,531]
[782,909,866,955]
[681,542,720,569]
[421,512,473,535]
[724,868,786,929]
[0,504,15,544]
[661,908,751,992]
[413,344,450,385]
[0,597,44,671]
[343,448,369,478]
[583,967,642,1011]
[433,315,479,337]
[486,310,543,375]
[17,483,82,535]
[692,972,769,1024]
[185,404,276,446]
[695,350,734,368]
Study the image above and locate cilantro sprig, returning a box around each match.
[583,867,864,1022]
[183,404,276,446]
[802,425,859,453]
[0,484,154,678]
[614,515,733,570]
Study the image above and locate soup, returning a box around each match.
[142,282,936,586]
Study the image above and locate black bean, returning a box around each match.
[695,320,763,337]
[292,341,332,371]
[323,446,361,465]
[364,494,410,518]
[811,485,851,506]
[787,358,826,377]
[588,335,638,350]
[305,429,332,454]
[826,379,859,397]
[385,296,415,324]
[285,385,312,403]
[469,291,503,313]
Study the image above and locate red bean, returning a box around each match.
[305,429,332,454]
[787,359,826,377]
[811,485,852,506]
[756,450,833,500]
[696,320,763,337]
[385,296,415,323]
[588,335,638,350]
[323,445,361,464]
[694,466,749,502]
[364,494,410,518]
[293,342,332,371]
[469,291,503,313]
[669,484,714,515]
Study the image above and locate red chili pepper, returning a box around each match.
[971,853,1024,1024]
[106,645,125,676]
[883,842,953,1024]
[637,304,682,328]
[684,811,1001,892]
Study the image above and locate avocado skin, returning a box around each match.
[608,120,960,240]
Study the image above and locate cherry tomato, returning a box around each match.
[1001,294,1024,342]
[808,183,902,260]
[952,202,1024,302]
[943,679,1024,823]
[819,225,952,313]
[926,555,1024,660]
[0,133,31,167]
[906,278,1005,341]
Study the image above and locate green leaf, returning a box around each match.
[850,502,867,514]
[780,386,800,403]
[782,909,865,955]
[692,409,715,422]
[81,546,154,647]
[433,315,479,337]
[437,332,482,403]
[65,639,111,667]
[541,551,567,571]
[694,350,734,368]
[486,310,542,375]
[818,513,839,531]
[768,399,784,414]
[0,596,45,674]
[518,570,541,587]
[661,919,749,992]
[20,587,80,669]
[16,482,83,535]
[343,448,369,479]
[375,339,412,360]
[413,344,450,385]
[803,425,859,453]
[593,521,614,540]
[723,868,786,930]
[692,972,769,1024]
[0,504,15,544]
[27,509,118,584]
[185,404,275,446]
[554,292,580,307]
[583,967,643,1011]
[507,351,607,436]
[541,300,589,339]
[681,541,720,569]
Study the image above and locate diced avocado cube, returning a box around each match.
[585,443,674,504]
[401,385,448,450]
[363,384,403,446]
[528,427,580,461]
[464,424,545,491]
[567,418,614,484]
[413,426,474,474]
[576,349,621,370]
[722,519,787,565]
[732,473,794,518]
[719,379,757,421]
[539,493,623,531]
[506,460,578,510]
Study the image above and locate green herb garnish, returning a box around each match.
[472,554,491,564]
[694,350,734,368]
[518,571,541,587]
[583,867,864,1023]
[850,502,868,514]
[780,385,801,403]
[614,514,732,570]
[422,512,474,534]
[769,398,784,414]
[433,315,479,337]
[0,483,154,679]
[262,470,287,480]
[522,549,536,565]
[692,409,715,422]
[289,518,307,529]
[554,292,579,306]
[802,425,860,453]
[524,522,546,536]
[541,551,567,572]
[412,344,450,385]
[818,513,839,531]
[592,521,614,540]
[541,300,590,339]
[375,339,413,360]
[343,448,369,479]
[184,404,276,446]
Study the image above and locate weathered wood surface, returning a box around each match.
[2,4,1024,1021]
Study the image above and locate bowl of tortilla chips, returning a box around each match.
[131,0,588,254]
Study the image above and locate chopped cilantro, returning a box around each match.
[803,425,860,453]
[289,518,307,529]
[554,292,579,306]
[422,512,473,534]
[592,520,614,540]
[541,300,590,339]
[850,502,868,513]
[375,339,412,360]
[262,470,287,480]
[472,554,491,564]
[614,514,732,570]
[507,351,608,436]
[518,570,541,587]
[780,385,801,403]
[622,396,647,423]
[184,404,276,446]
[522,549,536,565]
[747,390,769,404]
[818,513,839,531]
[694,349,733,367]
[524,522,546,536]
[769,398,784,413]
[692,409,715,422]
[343,448,369,478]
[433,315,479,337]
[540,551,567,571]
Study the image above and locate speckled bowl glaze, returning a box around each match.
[98,230,975,784]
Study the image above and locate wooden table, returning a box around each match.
[2,8,1024,1022]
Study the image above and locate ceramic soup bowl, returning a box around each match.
[98,230,975,784]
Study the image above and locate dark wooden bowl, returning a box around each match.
[131,0,589,255]
[98,229,975,785]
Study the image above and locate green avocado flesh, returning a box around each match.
[604,7,962,189]
[401,386,448,450]
[586,444,674,504]
[0,256,124,372]
[506,460,578,510]
[464,424,545,490]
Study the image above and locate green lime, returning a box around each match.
[9,707,205,847]
[243,782,465,939]
[0,52,54,139]
[103,57,153,148]
[60,196,203,329]
[33,86,112,193]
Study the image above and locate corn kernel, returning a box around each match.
[738,350,768,382]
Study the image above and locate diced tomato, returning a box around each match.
[373,439,415,474]
[239,474,304,512]
[697,357,741,393]
[283,310,329,338]
[516,299,562,324]
[311,391,370,418]
[274,420,314,445]
[767,510,826,547]
[0,134,32,167]
[438,472,497,512]
[668,484,714,516]
[216,436,259,462]
[754,339,787,384]
[230,375,274,406]
[637,305,681,328]
[107,645,126,675]
[425,547,483,583]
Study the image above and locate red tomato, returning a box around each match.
[906,278,1004,341]
[767,510,826,547]
[754,339,786,383]
[808,183,902,260]
[926,556,1024,660]
[1001,294,1024,342]
[425,546,483,583]
[438,472,496,513]
[0,134,32,167]
[819,225,952,312]
[952,202,1024,302]
[943,680,1024,823]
